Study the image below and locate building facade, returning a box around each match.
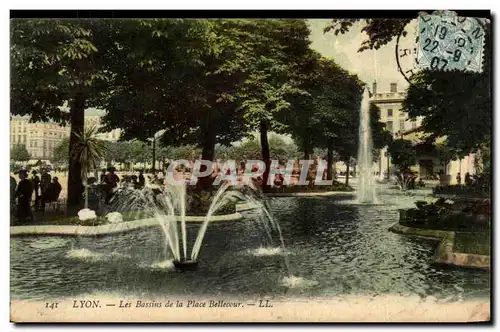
[84,115,121,142]
[10,116,70,160]
[370,81,476,185]
[10,113,121,162]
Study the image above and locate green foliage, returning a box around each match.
[71,126,109,181]
[282,56,391,163]
[11,19,110,122]
[324,19,412,52]
[388,139,417,171]
[401,198,490,232]
[454,232,490,256]
[10,143,30,162]
[215,134,300,161]
[161,144,201,161]
[52,137,69,165]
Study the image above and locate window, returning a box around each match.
[12,127,15,133]
[399,119,405,131]
[386,121,393,132]
[24,128,26,133]
[34,141,37,147]
[30,141,33,148]
[390,83,397,92]
[23,135,26,143]
[43,141,46,148]
[387,109,393,117]
[412,121,417,129]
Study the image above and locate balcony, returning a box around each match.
[370,91,406,104]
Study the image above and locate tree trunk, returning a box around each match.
[345,160,350,185]
[260,120,271,193]
[84,184,89,209]
[67,93,85,209]
[303,148,310,160]
[326,143,334,181]
[352,162,357,178]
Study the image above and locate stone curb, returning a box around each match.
[10,213,244,237]
[265,191,355,197]
[388,223,490,270]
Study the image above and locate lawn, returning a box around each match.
[454,232,491,256]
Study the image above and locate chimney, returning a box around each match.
[372,81,377,94]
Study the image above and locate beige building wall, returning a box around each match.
[10,113,121,162]
[369,81,476,183]
[10,116,70,160]
[84,115,121,142]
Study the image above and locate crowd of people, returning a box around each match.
[10,168,62,224]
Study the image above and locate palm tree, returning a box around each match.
[71,125,109,209]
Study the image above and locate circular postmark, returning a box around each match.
[395,19,420,85]
[416,11,485,73]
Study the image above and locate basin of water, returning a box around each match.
[10,186,489,301]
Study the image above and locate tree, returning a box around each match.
[10,143,31,163]
[52,137,70,167]
[11,20,112,207]
[99,19,316,191]
[71,126,109,209]
[218,134,299,162]
[388,139,417,171]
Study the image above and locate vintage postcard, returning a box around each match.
[9,10,491,323]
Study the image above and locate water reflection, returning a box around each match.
[11,189,489,301]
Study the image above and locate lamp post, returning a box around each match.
[150,129,166,173]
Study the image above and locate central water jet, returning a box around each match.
[356,88,378,204]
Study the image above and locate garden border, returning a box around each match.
[10,213,244,237]
[389,223,490,270]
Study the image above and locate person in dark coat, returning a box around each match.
[100,169,107,183]
[15,169,34,223]
[40,168,52,194]
[138,170,145,189]
[31,170,41,210]
[104,166,120,204]
[10,175,17,217]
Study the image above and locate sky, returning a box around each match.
[307,19,412,93]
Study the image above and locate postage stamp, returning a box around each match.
[416,11,486,73]
[9,10,491,324]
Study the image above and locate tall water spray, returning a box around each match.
[356,88,377,204]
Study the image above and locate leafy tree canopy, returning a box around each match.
[10,143,31,162]
[388,139,417,171]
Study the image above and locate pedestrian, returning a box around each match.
[464,172,472,186]
[40,168,51,204]
[456,172,462,185]
[41,176,63,210]
[103,166,120,204]
[100,169,107,183]
[138,169,145,188]
[31,170,41,210]
[10,175,17,217]
[15,169,34,224]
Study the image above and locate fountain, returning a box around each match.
[112,177,284,272]
[356,88,378,204]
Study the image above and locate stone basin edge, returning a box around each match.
[388,223,490,271]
